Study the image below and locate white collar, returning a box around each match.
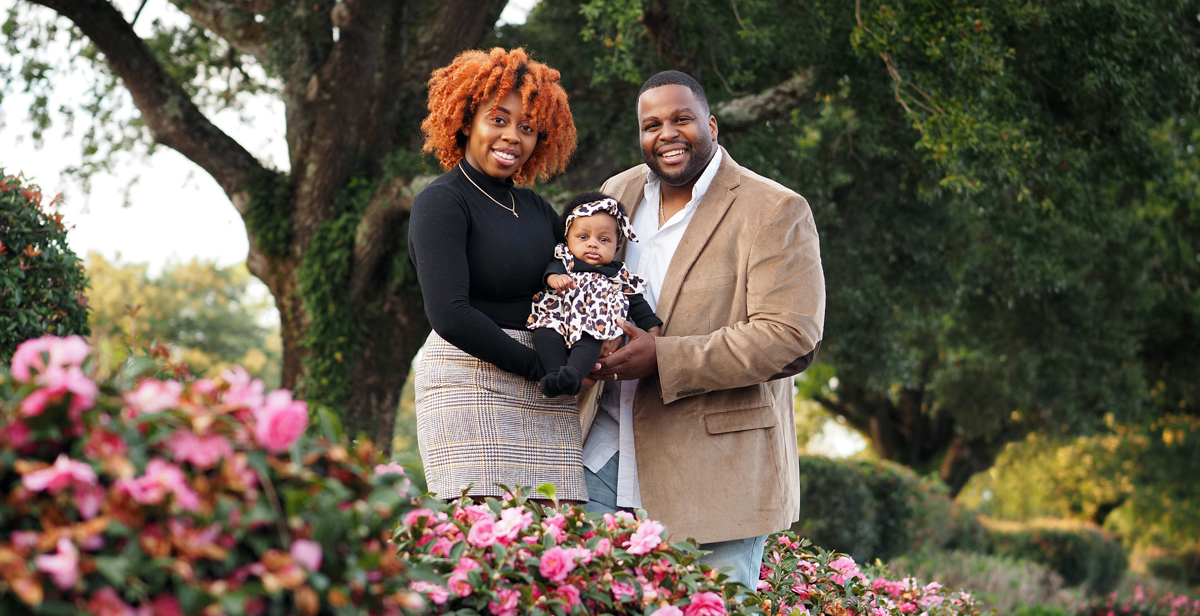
[644,146,724,208]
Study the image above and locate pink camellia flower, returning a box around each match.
[460,503,495,524]
[487,587,521,616]
[567,546,593,566]
[143,594,184,616]
[467,517,497,548]
[539,546,578,583]
[373,462,412,494]
[447,557,481,597]
[411,580,449,606]
[649,606,685,616]
[493,507,533,544]
[126,379,184,415]
[21,363,98,417]
[115,458,201,511]
[36,537,80,589]
[166,432,234,469]
[11,531,39,551]
[556,584,582,608]
[290,539,323,572]
[429,536,455,558]
[683,591,727,616]
[829,556,862,585]
[0,421,33,452]
[252,390,308,453]
[626,519,665,555]
[84,427,127,459]
[11,335,89,382]
[75,483,106,520]
[86,587,134,616]
[543,513,567,544]
[221,366,265,408]
[22,454,97,494]
[594,537,613,555]
[611,580,637,602]
[403,508,437,527]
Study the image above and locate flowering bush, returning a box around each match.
[0,171,90,361]
[393,490,754,616]
[1077,586,1199,616]
[0,335,421,614]
[753,533,981,616]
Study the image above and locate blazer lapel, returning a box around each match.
[654,149,741,330]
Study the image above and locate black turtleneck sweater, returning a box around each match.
[408,162,562,380]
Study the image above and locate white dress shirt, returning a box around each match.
[582,148,724,507]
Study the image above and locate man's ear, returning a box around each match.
[709,114,719,142]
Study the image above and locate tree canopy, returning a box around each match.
[2,0,1198,487]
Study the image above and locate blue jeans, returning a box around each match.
[583,455,767,589]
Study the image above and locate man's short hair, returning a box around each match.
[638,71,710,116]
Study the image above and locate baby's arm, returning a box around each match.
[543,260,577,291]
[547,274,576,291]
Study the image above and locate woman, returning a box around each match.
[408,48,584,502]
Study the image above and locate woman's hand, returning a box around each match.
[547,274,577,292]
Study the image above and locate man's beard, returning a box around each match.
[644,135,714,187]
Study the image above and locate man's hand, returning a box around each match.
[547,274,576,292]
[590,320,660,382]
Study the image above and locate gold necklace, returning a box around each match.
[461,166,518,217]
[658,184,666,228]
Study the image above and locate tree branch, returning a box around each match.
[225,0,279,13]
[33,0,264,204]
[348,175,434,301]
[172,0,269,66]
[714,70,816,130]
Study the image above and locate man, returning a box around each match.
[578,71,825,587]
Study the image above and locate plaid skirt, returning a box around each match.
[414,329,587,501]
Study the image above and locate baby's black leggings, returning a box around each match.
[530,328,604,397]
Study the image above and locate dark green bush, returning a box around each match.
[987,524,1127,594]
[792,456,966,562]
[0,171,89,361]
[792,456,880,562]
[1147,550,1200,586]
[1012,606,1069,616]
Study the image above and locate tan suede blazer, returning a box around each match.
[578,148,825,544]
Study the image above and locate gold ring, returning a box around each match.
[611,373,618,381]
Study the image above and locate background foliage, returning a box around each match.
[83,253,281,387]
[0,171,89,361]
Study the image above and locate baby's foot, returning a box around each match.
[539,369,563,398]
[539,366,583,397]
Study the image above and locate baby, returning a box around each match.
[527,192,663,398]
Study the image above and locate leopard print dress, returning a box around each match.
[527,244,647,348]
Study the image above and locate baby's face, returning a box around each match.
[566,213,619,266]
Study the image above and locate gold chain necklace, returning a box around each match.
[461,166,518,217]
[658,184,666,228]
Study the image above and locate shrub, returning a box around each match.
[1146,550,1200,586]
[888,550,1085,614]
[793,456,880,561]
[985,519,1127,594]
[1012,607,1068,616]
[0,335,418,614]
[1078,586,1199,616]
[756,533,982,616]
[792,456,976,562]
[0,172,89,361]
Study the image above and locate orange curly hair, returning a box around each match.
[421,47,577,186]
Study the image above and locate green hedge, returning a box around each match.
[985,524,1126,594]
[792,456,1126,594]
[792,456,986,562]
